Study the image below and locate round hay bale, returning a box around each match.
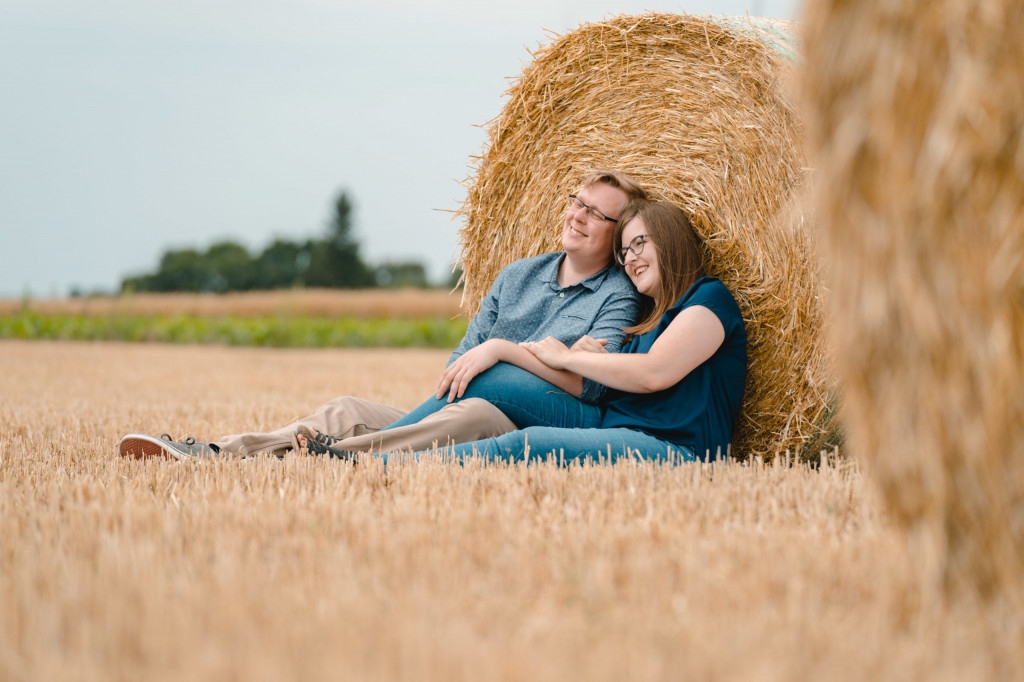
[454,13,838,459]
[801,0,1024,607]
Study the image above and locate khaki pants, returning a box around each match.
[212,396,516,458]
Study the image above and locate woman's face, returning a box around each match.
[620,216,660,302]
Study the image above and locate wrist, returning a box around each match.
[488,338,511,361]
[560,348,584,372]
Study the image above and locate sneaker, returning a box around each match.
[295,425,357,462]
[119,433,218,460]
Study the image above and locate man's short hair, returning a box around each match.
[581,169,648,202]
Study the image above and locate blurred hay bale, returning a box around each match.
[455,13,838,459]
[801,0,1024,606]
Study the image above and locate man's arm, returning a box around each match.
[446,271,504,365]
[577,287,641,403]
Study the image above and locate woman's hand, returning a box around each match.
[520,336,573,369]
[570,335,609,354]
[436,339,504,403]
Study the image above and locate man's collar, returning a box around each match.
[538,252,614,292]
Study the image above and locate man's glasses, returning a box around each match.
[569,194,617,224]
[616,234,650,265]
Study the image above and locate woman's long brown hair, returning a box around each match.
[613,200,706,336]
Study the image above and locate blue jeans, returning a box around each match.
[400,426,695,464]
[384,362,602,431]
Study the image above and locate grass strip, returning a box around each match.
[0,312,468,349]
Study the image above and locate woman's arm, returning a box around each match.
[521,305,726,394]
[436,338,585,402]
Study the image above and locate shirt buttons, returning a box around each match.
[559,292,565,298]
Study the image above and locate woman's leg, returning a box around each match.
[333,399,516,454]
[408,426,695,465]
[384,362,601,431]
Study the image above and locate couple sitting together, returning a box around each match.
[119,170,748,464]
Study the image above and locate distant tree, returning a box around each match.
[153,248,217,292]
[328,192,356,251]
[117,188,440,293]
[304,191,372,288]
[205,241,255,292]
[374,262,429,288]
[122,242,255,293]
[254,239,306,289]
[120,275,146,293]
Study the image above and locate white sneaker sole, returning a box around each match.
[118,434,187,460]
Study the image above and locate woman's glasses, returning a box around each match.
[616,234,649,265]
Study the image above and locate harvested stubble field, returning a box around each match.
[1,340,1018,681]
[0,288,464,319]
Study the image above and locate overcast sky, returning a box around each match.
[0,0,800,297]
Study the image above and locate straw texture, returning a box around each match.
[801,0,1024,606]
[454,13,837,459]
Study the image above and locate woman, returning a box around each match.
[308,200,747,463]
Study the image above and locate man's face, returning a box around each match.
[561,182,629,265]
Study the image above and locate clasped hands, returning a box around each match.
[519,334,607,369]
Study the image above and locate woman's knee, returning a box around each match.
[467,363,559,397]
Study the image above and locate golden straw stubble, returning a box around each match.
[6,340,1019,679]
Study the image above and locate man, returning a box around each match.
[119,170,645,460]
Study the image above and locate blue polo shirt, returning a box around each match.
[601,277,747,459]
[450,252,640,403]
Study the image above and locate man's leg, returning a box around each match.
[384,362,602,431]
[334,398,516,454]
[211,396,407,458]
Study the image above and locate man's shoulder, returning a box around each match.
[502,251,562,272]
[602,265,635,287]
[495,252,562,282]
[599,266,641,298]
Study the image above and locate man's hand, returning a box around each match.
[520,336,573,370]
[436,340,503,403]
[570,335,609,354]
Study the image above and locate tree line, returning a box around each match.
[121,192,457,293]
